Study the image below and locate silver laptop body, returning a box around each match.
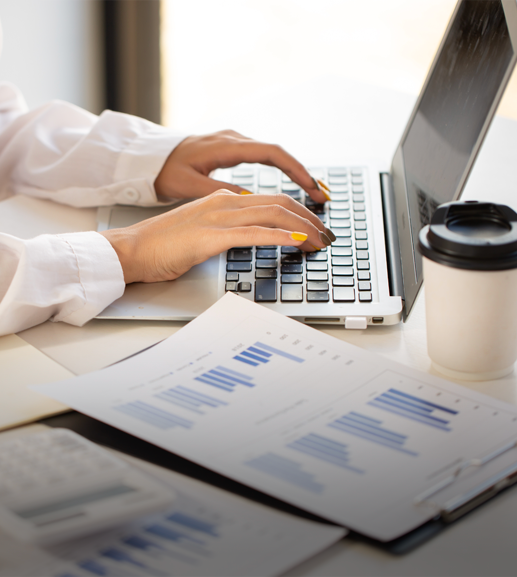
[97,0,517,328]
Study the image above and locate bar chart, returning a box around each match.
[287,433,364,473]
[368,388,458,431]
[194,365,255,392]
[245,452,325,493]
[328,412,418,456]
[155,386,227,415]
[114,401,194,430]
[234,341,305,367]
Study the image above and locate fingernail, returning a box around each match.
[240,190,253,195]
[310,244,321,251]
[290,232,308,242]
[319,232,332,246]
[311,176,320,190]
[322,189,331,201]
[325,228,337,242]
[317,179,331,193]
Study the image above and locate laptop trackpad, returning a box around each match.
[97,256,220,321]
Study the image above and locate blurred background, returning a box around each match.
[0,0,516,132]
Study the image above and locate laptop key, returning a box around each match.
[306,252,328,262]
[227,249,253,261]
[225,281,238,292]
[306,262,328,271]
[331,228,351,238]
[259,170,278,187]
[353,194,365,203]
[331,247,352,257]
[329,186,348,194]
[333,277,354,287]
[256,269,277,279]
[329,200,349,209]
[333,267,354,276]
[333,287,355,302]
[281,246,302,254]
[358,281,372,291]
[238,282,252,292]
[356,240,368,250]
[353,203,366,212]
[332,238,352,247]
[355,231,368,240]
[328,167,347,176]
[256,248,277,259]
[352,185,364,193]
[351,176,363,184]
[307,281,329,291]
[330,218,351,228]
[281,274,303,283]
[281,263,303,274]
[359,291,372,302]
[328,176,347,185]
[355,222,367,231]
[357,271,371,281]
[357,261,370,270]
[227,262,252,272]
[307,291,329,302]
[281,254,303,264]
[257,245,277,249]
[255,279,277,302]
[307,271,328,281]
[281,285,303,302]
[282,182,300,192]
[332,257,353,266]
[226,272,239,282]
[256,259,278,269]
[356,250,369,260]
[330,208,350,218]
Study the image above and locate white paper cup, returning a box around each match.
[419,201,517,381]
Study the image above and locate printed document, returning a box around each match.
[35,293,517,541]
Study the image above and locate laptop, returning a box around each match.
[97,0,517,328]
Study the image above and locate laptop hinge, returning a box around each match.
[380,172,404,301]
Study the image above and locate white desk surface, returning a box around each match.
[3,79,517,575]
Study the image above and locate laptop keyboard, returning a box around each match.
[225,166,372,304]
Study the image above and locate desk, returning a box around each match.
[3,80,517,575]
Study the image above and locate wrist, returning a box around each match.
[100,229,140,284]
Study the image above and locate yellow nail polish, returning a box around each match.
[321,189,331,202]
[317,179,331,193]
[240,190,253,195]
[310,244,321,251]
[290,232,308,242]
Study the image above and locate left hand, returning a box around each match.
[154,129,329,204]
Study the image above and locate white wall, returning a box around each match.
[0,0,104,114]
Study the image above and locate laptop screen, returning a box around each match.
[401,0,514,285]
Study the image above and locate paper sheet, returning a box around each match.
[35,293,517,541]
[0,449,345,577]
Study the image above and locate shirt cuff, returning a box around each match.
[113,125,187,206]
[54,231,125,326]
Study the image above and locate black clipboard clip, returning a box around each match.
[414,439,517,523]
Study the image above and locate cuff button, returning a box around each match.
[123,187,140,202]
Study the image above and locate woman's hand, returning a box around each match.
[100,190,333,284]
[154,130,329,204]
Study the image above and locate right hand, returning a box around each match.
[100,190,334,284]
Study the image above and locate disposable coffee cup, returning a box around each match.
[418,201,517,381]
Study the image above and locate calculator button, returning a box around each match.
[359,291,373,302]
[281,274,303,283]
[307,281,329,291]
[307,291,329,302]
[357,271,371,281]
[307,271,329,281]
[358,281,372,291]
[255,279,277,302]
[225,281,238,292]
[281,285,303,302]
[227,262,252,272]
[226,272,239,282]
[238,282,252,292]
[281,263,303,274]
[333,277,354,287]
[306,262,328,271]
[333,287,356,302]
[256,269,277,279]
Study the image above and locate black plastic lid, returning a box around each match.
[418,201,517,271]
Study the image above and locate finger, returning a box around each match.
[208,140,329,203]
[176,168,254,197]
[209,226,310,256]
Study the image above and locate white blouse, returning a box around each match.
[0,82,186,336]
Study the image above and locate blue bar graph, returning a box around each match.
[328,412,418,456]
[233,341,305,366]
[145,524,204,545]
[245,452,324,493]
[114,401,193,430]
[195,366,255,392]
[368,388,457,431]
[167,512,219,536]
[155,386,227,414]
[100,548,148,570]
[287,433,364,473]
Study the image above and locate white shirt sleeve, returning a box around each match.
[0,82,188,336]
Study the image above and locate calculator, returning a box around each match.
[0,428,175,545]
